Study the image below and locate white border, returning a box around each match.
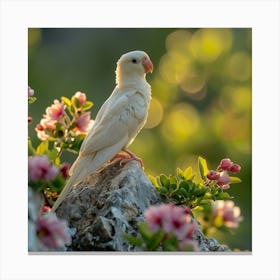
[0,0,279,279]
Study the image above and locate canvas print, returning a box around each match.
[28,28,251,252]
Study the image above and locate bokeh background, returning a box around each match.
[28,28,252,251]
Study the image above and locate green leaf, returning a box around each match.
[122,234,142,248]
[162,237,179,251]
[178,187,188,197]
[47,136,56,142]
[146,230,164,251]
[229,176,242,184]
[28,138,35,156]
[67,135,85,152]
[183,167,193,180]
[36,141,49,155]
[159,174,169,187]
[61,96,72,108]
[48,149,60,164]
[216,191,231,200]
[71,96,81,108]
[158,186,169,195]
[148,175,159,188]
[204,192,212,199]
[28,96,37,105]
[70,105,76,114]
[139,223,152,241]
[53,123,65,138]
[198,156,209,180]
[82,101,94,111]
[169,175,177,185]
[176,168,184,178]
[179,180,190,192]
[50,175,65,192]
[168,183,178,192]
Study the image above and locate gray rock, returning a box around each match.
[193,221,230,252]
[56,159,160,251]
[56,159,230,252]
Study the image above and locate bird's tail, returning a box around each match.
[52,140,127,212]
[52,154,93,212]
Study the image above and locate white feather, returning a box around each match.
[52,50,152,211]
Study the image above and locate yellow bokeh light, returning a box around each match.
[161,103,200,145]
[145,98,164,129]
[219,86,251,114]
[190,28,232,63]
[166,30,192,53]
[180,73,206,94]
[159,52,192,84]
[226,51,252,81]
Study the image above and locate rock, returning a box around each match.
[56,159,160,251]
[56,159,230,252]
[193,221,230,252]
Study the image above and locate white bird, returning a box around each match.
[52,50,153,211]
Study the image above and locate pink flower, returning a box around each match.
[217,171,230,187]
[179,238,199,251]
[60,162,71,179]
[220,184,230,190]
[40,205,52,215]
[75,91,87,105]
[207,170,220,180]
[40,118,56,130]
[211,200,243,228]
[145,204,198,250]
[75,112,91,133]
[35,118,56,141]
[28,155,59,181]
[36,212,71,249]
[219,158,233,171]
[28,117,33,123]
[28,86,34,97]
[144,205,164,231]
[229,164,241,173]
[45,100,65,121]
[35,129,49,141]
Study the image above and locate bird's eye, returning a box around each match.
[132,59,137,64]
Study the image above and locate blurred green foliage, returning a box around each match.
[28,28,251,251]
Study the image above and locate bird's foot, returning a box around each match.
[111,150,144,168]
[123,149,144,168]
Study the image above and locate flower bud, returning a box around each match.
[229,164,241,173]
[207,170,220,180]
[28,86,34,97]
[217,171,230,186]
[220,184,230,190]
[219,158,233,170]
[40,205,51,215]
[75,91,87,105]
[60,162,71,179]
[36,124,44,131]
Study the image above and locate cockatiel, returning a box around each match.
[52,50,153,211]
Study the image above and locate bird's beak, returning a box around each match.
[142,56,153,73]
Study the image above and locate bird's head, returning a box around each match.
[116,50,153,86]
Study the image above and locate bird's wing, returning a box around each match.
[80,90,148,156]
